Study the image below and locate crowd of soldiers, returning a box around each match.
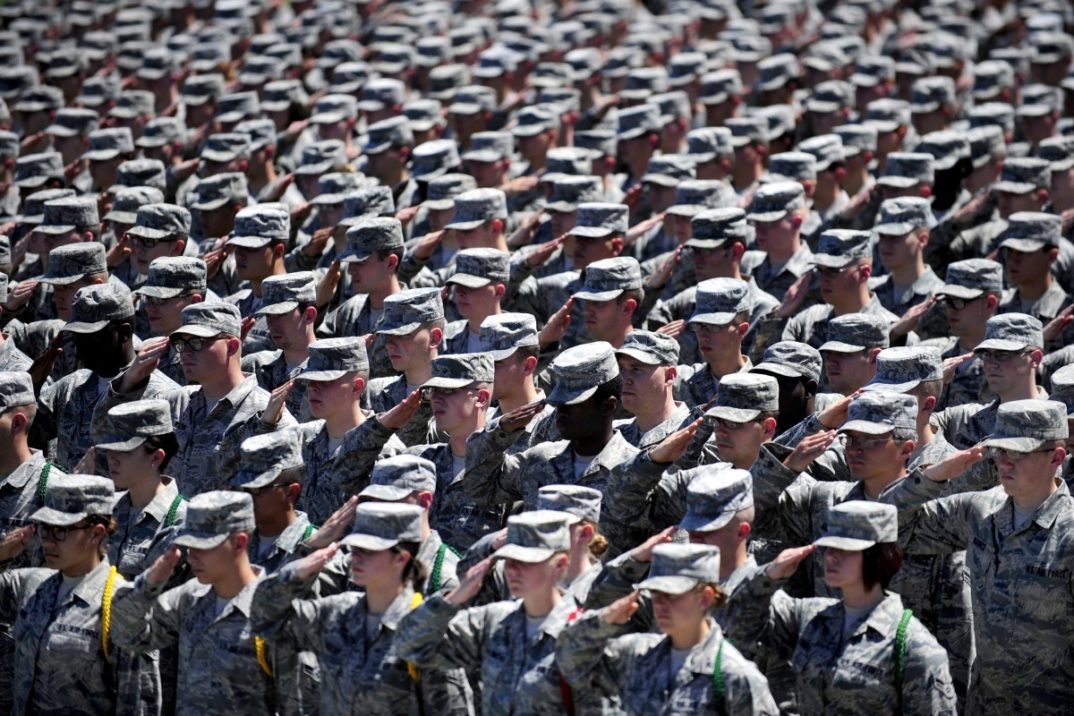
[1,0,1074,713]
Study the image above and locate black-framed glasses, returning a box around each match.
[420,386,474,400]
[976,349,1029,364]
[171,335,226,353]
[815,264,855,277]
[942,296,982,311]
[38,523,93,542]
[986,446,1055,462]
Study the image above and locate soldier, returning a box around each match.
[403,188,511,285]
[134,257,212,384]
[225,204,293,354]
[996,212,1070,324]
[614,331,691,449]
[752,341,823,437]
[0,473,161,716]
[742,181,815,301]
[870,197,944,324]
[124,204,194,288]
[885,400,1074,714]
[556,542,779,715]
[574,256,644,348]
[0,277,34,372]
[818,314,889,397]
[935,259,1005,410]
[727,502,957,715]
[441,248,512,354]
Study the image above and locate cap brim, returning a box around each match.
[104,211,138,224]
[38,274,86,286]
[974,338,1027,351]
[424,199,455,211]
[840,419,896,435]
[126,226,173,240]
[493,544,555,562]
[685,238,728,249]
[201,150,239,163]
[994,182,1036,195]
[937,285,984,300]
[445,219,486,230]
[446,273,494,288]
[875,222,915,236]
[747,210,788,222]
[1000,238,1049,253]
[876,176,919,189]
[227,235,273,248]
[819,341,867,353]
[860,378,919,393]
[634,575,700,594]
[30,506,88,527]
[96,436,149,452]
[173,532,230,549]
[422,376,474,389]
[295,368,350,382]
[63,319,110,334]
[83,150,121,162]
[341,532,399,550]
[136,286,185,299]
[705,405,763,422]
[547,383,598,406]
[256,301,300,316]
[814,535,874,550]
[570,226,615,238]
[689,312,737,325]
[615,347,663,365]
[376,321,421,336]
[172,325,222,338]
[679,509,736,533]
[574,288,623,302]
[752,361,804,379]
[979,435,1050,451]
[358,484,414,501]
[34,225,77,236]
[811,254,855,269]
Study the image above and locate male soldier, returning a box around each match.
[996,212,1070,324]
[0,279,34,373]
[123,204,193,289]
[225,204,292,355]
[751,341,823,437]
[817,314,889,397]
[743,181,815,302]
[727,116,769,196]
[574,256,644,348]
[106,302,294,496]
[614,331,691,449]
[441,249,511,354]
[243,272,319,421]
[870,197,944,320]
[364,116,419,210]
[887,400,1074,714]
[936,259,1005,410]
[403,189,511,283]
[110,491,295,715]
[134,257,211,385]
[687,126,734,183]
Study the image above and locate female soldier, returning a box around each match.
[250,501,473,715]
[556,542,779,715]
[393,510,618,715]
[96,399,187,579]
[0,473,160,715]
[727,501,958,715]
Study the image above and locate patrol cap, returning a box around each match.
[174,301,242,338]
[862,346,943,392]
[234,119,277,156]
[537,485,601,525]
[972,60,1015,101]
[40,243,107,287]
[294,140,347,176]
[201,133,250,163]
[689,277,752,325]
[820,314,892,353]
[574,130,617,159]
[461,131,514,163]
[877,152,934,189]
[479,313,539,361]
[851,55,895,88]
[917,131,970,172]
[36,196,100,235]
[574,257,642,301]
[31,474,115,527]
[422,353,495,390]
[233,429,306,490]
[615,330,680,366]
[753,341,823,384]
[570,203,629,238]
[493,510,572,562]
[257,272,317,315]
[404,99,445,133]
[635,543,720,594]
[911,76,956,113]
[0,131,17,159]
[13,151,65,189]
[114,159,167,192]
[182,73,226,105]
[312,173,367,207]
[769,152,817,183]
[424,175,477,213]
[981,399,1069,452]
[938,259,1005,300]
[680,468,754,532]
[834,125,878,158]
[216,91,260,124]
[173,491,256,549]
[446,248,510,288]
[840,390,917,435]
[83,128,135,162]
[340,217,405,263]
[687,208,751,249]
[747,181,805,222]
[756,53,799,92]
[999,212,1062,252]
[1039,135,1074,172]
[547,341,619,406]
[446,188,508,230]
[45,107,99,138]
[359,454,438,501]
[229,205,290,248]
[191,173,248,211]
[342,502,425,550]
[798,134,845,172]
[546,176,603,213]
[726,116,768,148]
[617,103,661,139]
[1049,365,1074,416]
[706,373,780,423]
[412,140,463,180]
[340,186,396,224]
[20,188,75,224]
[376,287,444,335]
[994,158,1051,195]
[64,283,135,333]
[0,371,36,411]
[667,180,736,217]
[642,155,696,188]
[814,501,897,551]
[126,203,192,241]
[874,197,936,235]
[365,116,413,155]
[543,147,593,182]
[513,105,560,138]
[296,337,369,382]
[974,313,1043,352]
[865,98,912,134]
[136,257,208,299]
[687,127,733,163]
[96,399,174,452]
[812,229,872,268]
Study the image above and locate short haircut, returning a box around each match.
[861,542,903,590]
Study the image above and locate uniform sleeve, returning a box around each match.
[900,620,959,715]
[554,608,634,690]
[391,594,491,671]
[462,426,526,505]
[720,642,782,716]
[249,564,328,653]
[724,569,804,662]
[334,417,398,494]
[108,576,185,653]
[879,470,978,555]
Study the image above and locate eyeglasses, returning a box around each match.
[131,235,177,250]
[171,335,226,353]
[976,349,1029,364]
[38,523,93,542]
[942,296,982,311]
[420,386,474,400]
[706,417,758,431]
[691,322,734,335]
[815,264,856,277]
[844,434,895,450]
[986,447,1055,462]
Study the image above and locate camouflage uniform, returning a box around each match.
[109,478,187,579]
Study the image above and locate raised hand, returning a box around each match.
[73,447,98,476]
[765,545,816,581]
[655,319,686,339]
[525,235,564,267]
[396,205,420,227]
[262,379,294,426]
[776,270,813,319]
[293,543,340,580]
[240,316,257,342]
[889,295,936,339]
[6,279,38,313]
[538,297,573,347]
[412,230,445,261]
[316,260,342,309]
[202,248,228,281]
[28,333,63,395]
[445,557,494,606]
[116,337,170,393]
[302,226,334,258]
[379,389,424,430]
[783,430,838,473]
[106,234,133,269]
[498,399,547,433]
[818,394,855,430]
[923,447,985,483]
[0,525,35,562]
[1044,305,1074,343]
[644,246,682,292]
[648,418,703,465]
[942,353,974,384]
[602,591,641,625]
[307,496,359,549]
[145,547,183,587]
[630,526,676,563]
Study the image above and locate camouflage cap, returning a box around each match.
[968,103,1015,135]
[635,543,720,594]
[574,130,617,159]
[136,257,207,299]
[706,373,780,423]
[680,468,753,532]
[446,248,510,288]
[981,399,1069,452]
[137,117,186,149]
[447,84,496,115]
[726,117,769,148]
[493,510,572,563]
[411,139,462,180]
[233,429,306,490]
[548,341,619,406]
[64,282,135,333]
[840,390,918,436]
[537,485,602,525]
[667,180,736,218]
[917,130,970,171]
[878,152,934,189]
[20,188,75,224]
[753,341,823,384]
[294,139,347,176]
[747,181,805,222]
[446,188,508,230]
[174,301,242,339]
[182,73,226,105]
[999,212,1062,252]
[769,152,817,183]
[191,173,248,211]
[422,352,495,390]
[699,69,742,105]
[82,128,134,162]
[425,174,478,211]
[365,116,413,155]
[257,271,317,315]
[512,105,560,138]
[995,157,1051,195]
[340,186,396,224]
[359,454,438,501]
[0,371,36,412]
[756,53,799,92]
[0,131,16,160]
[812,229,872,268]
[114,159,167,192]
[96,399,174,452]
[36,196,100,235]
[216,91,260,124]
[834,124,878,158]
[31,474,115,527]
[173,491,256,549]
[689,277,752,325]
[340,217,405,262]
[479,312,539,360]
[911,76,956,113]
[296,336,369,382]
[1039,135,1074,172]
[797,134,845,172]
[126,203,192,240]
[615,330,680,367]
[642,154,697,188]
[1049,365,1074,416]
[461,131,514,163]
[975,313,1044,352]
[45,107,99,138]
[39,243,107,285]
[543,147,593,182]
[342,502,424,550]
[687,207,751,249]
[862,346,943,392]
[874,197,936,235]
[820,313,892,353]
[574,257,642,301]
[938,259,1005,300]
[571,203,629,238]
[228,204,290,248]
[312,173,367,207]
[806,81,853,115]
[972,60,1015,101]
[376,287,444,336]
[814,501,897,551]
[687,126,733,162]
[546,176,603,213]
[109,90,155,120]
[617,103,661,140]
[309,93,359,125]
[13,152,65,189]
[201,132,251,163]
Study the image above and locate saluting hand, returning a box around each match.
[942,353,973,385]
[0,525,35,562]
[293,543,340,581]
[602,591,641,625]
[307,496,359,549]
[783,430,838,473]
[146,547,183,587]
[648,418,703,465]
[630,526,676,563]
[445,557,494,606]
[262,379,294,426]
[498,399,547,433]
[116,337,170,394]
[538,297,573,347]
[379,389,424,430]
[923,447,985,483]
[765,545,816,581]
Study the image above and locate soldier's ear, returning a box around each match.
[352,376,367,394]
